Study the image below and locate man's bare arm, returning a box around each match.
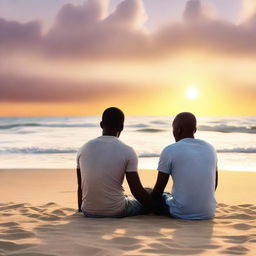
[215,167,218,191]
[77,167,82,212]
[151,171,169,200]
[126,172,152,209]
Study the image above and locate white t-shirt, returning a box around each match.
[158,138,217,219]
[77,136,138,216]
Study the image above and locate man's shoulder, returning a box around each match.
[82,137,98,147]
[109,139,137,160]
[161,143,178,155]
[162,139,216,154]
[78,137,135,155]
[77,137,100,155]
[117,139,136,155]
[118,139,133,149]
[194,139,216,151]
[177,138,215,149]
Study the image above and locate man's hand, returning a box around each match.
[150,171,169,213]
[126,172,152,209]
[151,171,169,200]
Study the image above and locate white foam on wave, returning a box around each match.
[217,148,256,153]
[198,125,256,134]
[0,147,77,154]
[1,147,256,155]
[138,153,160,158]
[0,123,97,129]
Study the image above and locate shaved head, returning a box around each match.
[172,112,197,142]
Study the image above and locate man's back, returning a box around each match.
[77,135,137,216]
[158,138,217,219]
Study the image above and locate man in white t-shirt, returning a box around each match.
[77,107,151,217]
[151,112,218,220]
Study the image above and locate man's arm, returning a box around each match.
[215,167,218,191]
[126,172,152,209]
[77,167,82,212]
[151,171,169,200]
[152,147,171,201]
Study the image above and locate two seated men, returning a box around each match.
[77,107,218,220]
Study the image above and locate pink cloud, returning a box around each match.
[0,0,256,102]
[0,0,256,58]
[43,0,148,58]
[183,0,203,21]
[0,72,134,102]
[0,18,41,51]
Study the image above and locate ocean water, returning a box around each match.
[0,116,255,171]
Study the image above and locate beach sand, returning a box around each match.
[0,169,255,255]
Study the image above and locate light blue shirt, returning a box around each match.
[158,138,217,220]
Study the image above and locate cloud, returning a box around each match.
[240,0,256,22]
[0,18,41,52]
[0,72,135,102]
[183,0,203,21]
[105,0,147,29]
[155,0,256,56]
[0,0,256,58]
[40,0,149,58]
[55,0,107,26]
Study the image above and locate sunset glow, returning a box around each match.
[0,0,255,116]
[186,87,199,100]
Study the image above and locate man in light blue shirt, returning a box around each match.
[151,112,218,220]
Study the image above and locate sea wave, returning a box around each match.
[138,148,256,157]
[217,148,256,153]
[1,147,256,155]
[0,123,97,129]
[126,124,148,128]
[1,121,256,134]
[138,153,160,158]
[150,120,168,125]
[198,125,256,133]
[136,128,166,133]
[0,148,160,156]
[0,147,77,154]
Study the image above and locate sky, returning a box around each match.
[0,0,256,116]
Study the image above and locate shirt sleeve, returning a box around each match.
[126,148,138,172]
[157,147,172,174]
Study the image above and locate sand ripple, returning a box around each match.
[0,203,255,256]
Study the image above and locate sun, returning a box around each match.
[186,86,199,100]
